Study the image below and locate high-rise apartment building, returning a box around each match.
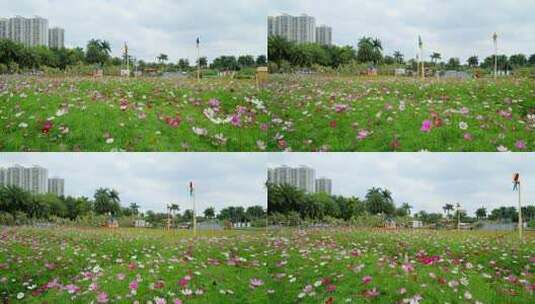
[0,165,52,194]
[315,178,333,195]
[316,25,332,46]
[1,16,59,47]
[0,18,8,39]
[268,165,316,193]
[48,27,64,48]
[28,16,49,46]
[48,178,65,197]
[268,13,332,45]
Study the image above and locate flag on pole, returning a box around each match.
[196,37,200,47]
[418,35,423,49]
[513,173,520,191]
[189,181,194,196]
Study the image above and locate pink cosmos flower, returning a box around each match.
[116,273,125,280]
[334,104,348,113]
[64,284,80,294]
[515,140,526,150]
[230,114,241,127]
[362,276,372,284]
[178,275,191,287]
[464,133,473,141]
[129,279,139,290]
[357,130,369,140]
[402,263,415,273]
[174,300,183,304]
[249,278,264,289]
[96,292,109,303]
[208,98,220,108]
[419,256,440,265]
[420,120,432,133]
[363,288,380,298]
[166,116,181,128]
[120,98,129,111]
[326,284,336,292]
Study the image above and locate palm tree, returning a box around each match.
[475,207,487,220]
[157,53,168,64]
[430,52,441,64]
[401,203,413,215]
[443,203,454,219]
[129,203,140,215]
[393,51,404,64]
[204,207,215,219]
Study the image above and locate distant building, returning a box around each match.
[268,13,317,44]
[0,18,8,39]
[48,27,64,48]
[269,13,334,46]
[268,165,316,193]
[48,178,65,197]
[315,25,332,45]
[0,16,63,47]
[0,164,65,195]
[315,177,332,195]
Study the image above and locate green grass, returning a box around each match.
[1,227,534,303]
[1,75,534,151]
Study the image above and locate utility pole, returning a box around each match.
[513,173,522,239]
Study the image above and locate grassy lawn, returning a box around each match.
[1,75,534,152]
[267,75,535,152]
[1,227,534,303]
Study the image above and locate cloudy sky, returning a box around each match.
[2,0,268,62]
[269,0,535,62]
[0,153,267,213]
[268,153,535,216]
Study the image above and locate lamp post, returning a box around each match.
[493,33,498,79]
[513,173,522,239]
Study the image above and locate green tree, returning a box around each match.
[430,52,441,64]
[256,55,267,66]
[129,203,140,215]
[245,205,265,219]
[157,53,168,64]
[467,55,479,67]
[529,54,535,66]
[446,57,461,70]
[364,187,395,215]
[393,51,404,64]
[237,55,255,68]
[85,39,111,66]
[93,188,121,216]
[177,58,190,70]
[197,56,208,68]
[356,37,383,64]
[475,207,487,220]
[509,54,527,67]
[203,207,215,219]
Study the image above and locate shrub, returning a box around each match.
[0,212,15,226]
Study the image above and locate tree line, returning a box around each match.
[268,183,535,226]
[268,35,535,71]
[0,185,265,226]
[0,38,267,73]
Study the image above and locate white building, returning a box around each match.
[315,177,332,195]
[268,13,317,44]
[2,16,51,47]
[316,25,332,46]
[28,16,48,47]
[48,178,65,197]
[268,165,315,193]
[48,27,64,48]
[0,165,49,194]
[0,18,8,39]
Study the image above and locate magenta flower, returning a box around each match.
[230,114,241,127]
[334,104,348,113]
[362,276,372,284]
[64,284,80,294]
[129,279,139,290]
[363,288,380,298]
[96,292,109,303]
[515,140,526,150]
[463,133,473,141]
[208,98,220,108]
[420,120,432,133]
[402,262,415,273]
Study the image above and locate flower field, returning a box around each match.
[0,227,269,303]
[1,75,534,152]
[268,228,535,304]
[0,77,269,152]
[1,227,534,303]
[267,75,535,152]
